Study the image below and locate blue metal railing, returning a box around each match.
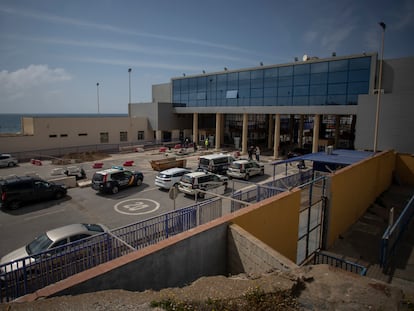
[0,168,312,302]
[313,251,367,276]
[380,194,414,268]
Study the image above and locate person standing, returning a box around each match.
[255,146,260,161]
[205,138,209,150]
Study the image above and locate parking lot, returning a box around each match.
[0,150,285,257]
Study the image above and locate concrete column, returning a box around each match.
[267,114,273,149]
[242,113,248,155]
[156,130,162,142]
[334,115,340,148]
[215,113,221,150]
[298,115,304,148]
[312,114,320,153]
[193,113,198,145]
[273,114,281,159]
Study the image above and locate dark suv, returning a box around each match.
[0,176,68,209]
[91,168,144,194]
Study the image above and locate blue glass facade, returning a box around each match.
[172,56,371,107]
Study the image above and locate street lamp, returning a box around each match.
[373,21,386,152]
[96,82,100,114]
[128,68,132,104]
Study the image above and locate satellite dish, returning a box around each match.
[302,54,308,61]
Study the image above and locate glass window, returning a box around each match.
[250,97,263,106]
[328,83,347,95]
[227,72,238,81]
[251,88,263,98]
[278,76,293,86]
[278,86,292,96]
[264,68,277,77]
[100,132,109,143]
[264,87,277,97]
[197,92,206,100]
[309,95,327,105]
[239,71,250,79]
[137,131,144,140]
[292,96,308,106]
[294,85,309,96]
[239,88,250,98]
[251,79,263,89]
[347,94,358,105]
[239,79,250,89]
[349,56,371,70]
[217,74,227,83]
[348,69,370,82]
[311,62,328,73]
[277,96,292,106]
[279,66,293,76]
[188,78,197,92]
[327,95,346,105]
[294,64,310,75]
[310,84,327,95]
[180,79,188,91]
[328,71,348,83]
[264,77,277,88]
[172,79,180,91]
[226,90,238,99]
[264,97,277,106]
[227,79,238,89]
[120,131,128,142]
[197,77,207,91]
[310,72,328,84]
[294,74,309,86]
[348,82,369,94]
[251,69,263,79]
[181,92,189,102]
[226,98,238,106]
[329,59,348,72]
[207,76,216,89]
[173,93,180,102]
[189,92,197,100]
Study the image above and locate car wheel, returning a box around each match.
[244,174,249,181]
[260,169,264,175]
[9,200,21,210]
[111,186,119,194]
[55,191,64,200]
[136,178,143,186]
[198,191,205,199]
[7,162,14,167]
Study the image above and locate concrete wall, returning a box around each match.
[231,189,301,262]
[227,224,298,276]
[0,116,151,154]
[326,150,395,247]
[355,57,414,153]
[395,153,414,186]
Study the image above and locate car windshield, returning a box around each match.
[26,233,54,255]
[181,175,194,184]
[230,163,242,169]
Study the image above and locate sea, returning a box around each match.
[0,113,128,134]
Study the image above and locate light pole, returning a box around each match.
[373,21,386,152]
[128,68,132,104]
[96,82,100,114]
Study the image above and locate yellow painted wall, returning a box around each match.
[232,189,301,262]
[395,154,414,186]
[327,150,396,247]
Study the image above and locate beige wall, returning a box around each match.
[0,116,151,154]
[327,150,395,247]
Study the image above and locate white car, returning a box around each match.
[155,167,191,190]
[0,154,18,167]
[226,159,264,180]
[178,171,228,198]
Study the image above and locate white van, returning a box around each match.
[198,154,234,174]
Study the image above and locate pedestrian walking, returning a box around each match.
[255,146,260,161]
[248,145,254,160]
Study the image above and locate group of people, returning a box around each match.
[248,145,260,161]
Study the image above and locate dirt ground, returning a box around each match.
[1,265,411,310]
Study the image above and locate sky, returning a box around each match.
[0,0,413,114]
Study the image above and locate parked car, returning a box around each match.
[91,167,143,194]
[0,176,68,210]
[0,154,18,168]
[155,167,191,190]
[178,171,228,198]
[226,159,264,180]
[198,153,234,174]
[0,223,108,278]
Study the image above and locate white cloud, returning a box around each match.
[0,65,71,98]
